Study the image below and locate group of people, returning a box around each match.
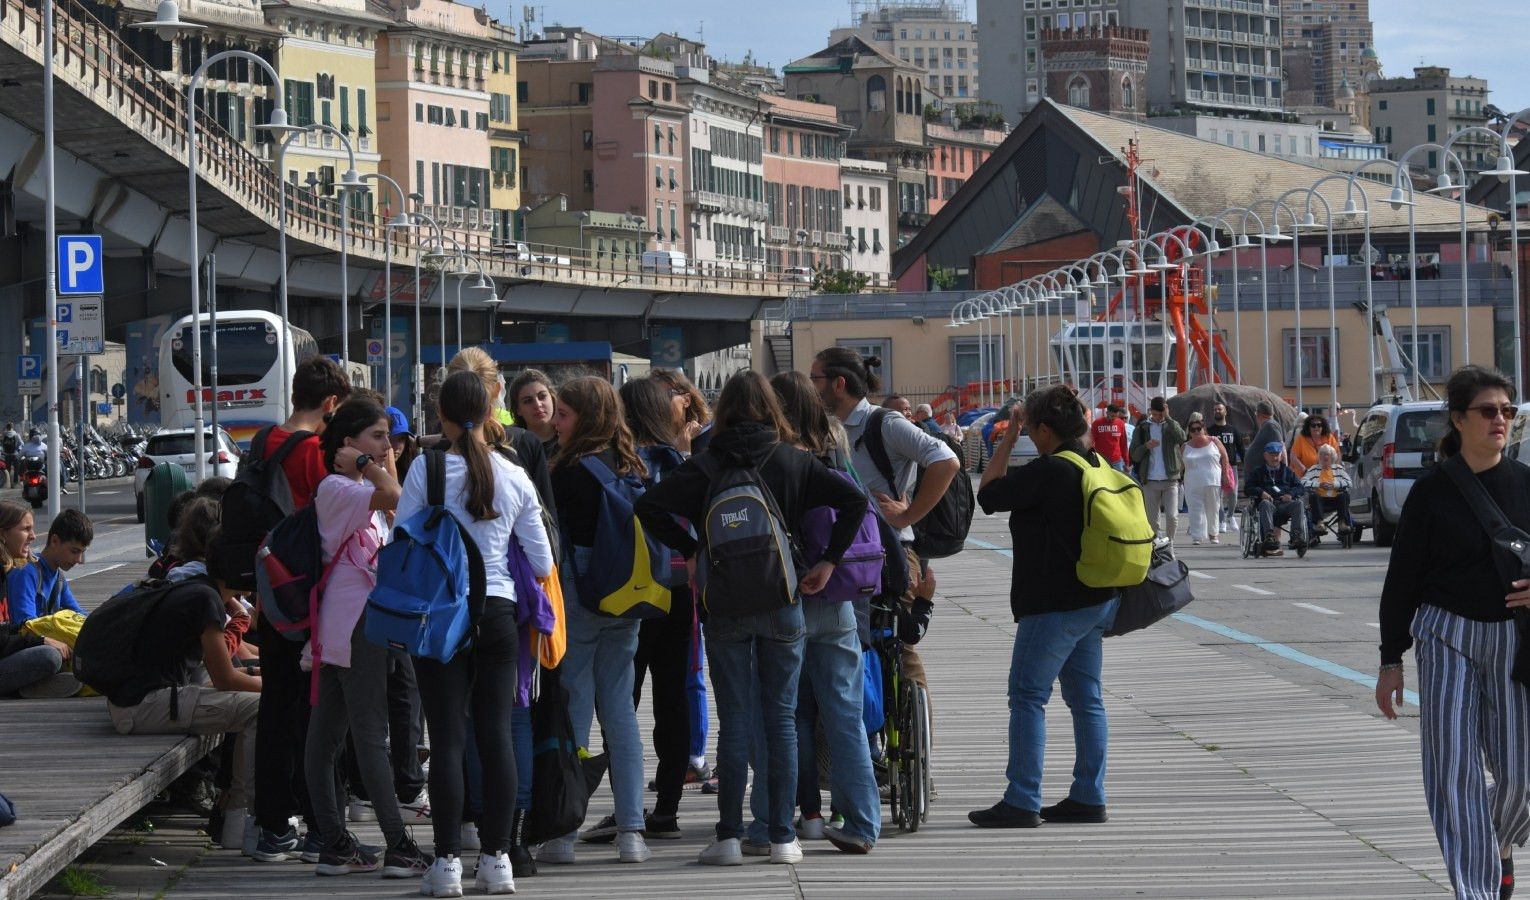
[1087,396,1354,557]
[2,345,976,896]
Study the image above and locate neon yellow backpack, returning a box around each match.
[1054,450,1155,588]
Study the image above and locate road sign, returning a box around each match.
[17,354,41,394]
[56,297,104,355]
[367,339,385,365]
[96,402,111,416]
[111,382,125,399]
[57,235,104,295]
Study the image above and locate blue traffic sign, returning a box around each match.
[17,354,40,380]
[57,235,103,295]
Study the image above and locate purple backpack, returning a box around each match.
[799,452,885,602]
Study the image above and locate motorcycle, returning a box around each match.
[20,453,45,509]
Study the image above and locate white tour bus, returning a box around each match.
[159,310,319,449]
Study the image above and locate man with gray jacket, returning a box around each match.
[1245,401,1286,482]
[1129,397,1187,549]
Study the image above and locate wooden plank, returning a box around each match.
[0,698,218,900]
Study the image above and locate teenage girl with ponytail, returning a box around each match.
[409,371,554,898]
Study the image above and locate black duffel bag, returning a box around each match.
[1106,546,1194,638]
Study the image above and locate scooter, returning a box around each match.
[20,453,45,509]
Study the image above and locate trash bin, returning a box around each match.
[143,461,191,557]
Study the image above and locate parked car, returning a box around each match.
[133,427,241,523]
[1504,401,1530,466]
[640,249,692,275]
[1345,400,1448,547]
[961,409,1039,472]
[781,266,813,284]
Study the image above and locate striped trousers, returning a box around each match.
[1414,604,1530,900]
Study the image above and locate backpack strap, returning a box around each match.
[426,449,447,509]
[266,429,315,466]
[854,408,900,501]
[249,426,274,461]
[34,559,62,616]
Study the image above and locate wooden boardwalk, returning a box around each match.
[0,704,215,900]
[161,545,1448,899]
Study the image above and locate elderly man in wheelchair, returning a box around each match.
[1300,443,1355,544]
[1244,441,1308,558]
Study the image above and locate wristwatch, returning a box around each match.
[354,453,374,474]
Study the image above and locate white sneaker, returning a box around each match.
[461,822,481,851]
[219,808,248,851]
[473,851,515,894]
[797,816,826,840]
[402,788,431,820]
[698,837,743,866]
[419,854,463,898]
[347,798,376,823]
[536,835,576,865]
[770,839,804,864]
[616,831,651,863]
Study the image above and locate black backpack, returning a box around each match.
[74,578,204,707]
[1,432,17,455]
[858,408,974,559]
[214,426,313,591]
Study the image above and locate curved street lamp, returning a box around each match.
[309,124,369,369]
[1395,142,1466,394]
[361,172,413,408]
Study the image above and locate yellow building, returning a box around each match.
[487,21,524,243]
[264,0,387,213]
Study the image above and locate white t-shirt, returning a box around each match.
[1181,441,1223,491]
[1146,421,1167,481]
[395,451,554,601]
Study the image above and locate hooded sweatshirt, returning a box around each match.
[634,422,868,566]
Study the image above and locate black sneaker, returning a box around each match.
[578,814,618,843]
[315,832,381,876]
[381,834,433,879]
[967,801,1041,829]
[1502,854,1515,900]
[1039,797,1108,824]
[643,811,682,840]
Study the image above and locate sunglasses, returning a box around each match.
[1468,404,1518,421]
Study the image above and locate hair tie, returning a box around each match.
[462,420,475,430]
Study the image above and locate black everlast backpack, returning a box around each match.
[74,578,204,709]
[858,408,974,559]
[214,426,313,591]
[1,432,17,455]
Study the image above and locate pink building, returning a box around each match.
[591,55,688,254]
[373,0,495,235]
[762,96,852,273]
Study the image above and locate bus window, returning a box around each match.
[171,320,279,386]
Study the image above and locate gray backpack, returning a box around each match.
[691,446,798,618]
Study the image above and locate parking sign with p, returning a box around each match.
[57,235,103,296]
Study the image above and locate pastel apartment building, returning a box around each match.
[762,95,852,274]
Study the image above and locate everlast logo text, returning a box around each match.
[720,509,750,527]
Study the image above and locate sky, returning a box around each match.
[523,0,1529,114]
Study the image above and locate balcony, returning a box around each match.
[768,225,790,243]
[684,189,723,212]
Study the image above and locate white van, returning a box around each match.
[640,250,690,275]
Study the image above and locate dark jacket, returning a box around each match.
[1245,418,1285,480]
[976,442,1117,621]
[634,422,868,565]
[1244,462,1304,500]
[1128,415,1188,480]
[1379,458,1530,664]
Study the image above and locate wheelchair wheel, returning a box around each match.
[1240,515,1259,558]
[914,683,932,825]
[895,680,922,833]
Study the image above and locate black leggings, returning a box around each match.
[253,614,322,833]
[414,595,519,857]
[632,583,696,817]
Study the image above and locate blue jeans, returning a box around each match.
[0,644,63,695]
[561,559,644,832]
[706,603,806,844]
[1004,597,1119,814]
[796,602,880,845]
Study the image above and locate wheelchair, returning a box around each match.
[1306,492,1360,550]
[870,598,932,833]
[1238,497,1308,559]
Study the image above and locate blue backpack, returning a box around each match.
[798,449,884,603]
[366,451,486,662]
[569,456,671,619]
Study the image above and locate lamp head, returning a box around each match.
[1298,211,1319,229]
[1386,185,1414,210]
[1341,198,1365,217]
[255,107,306,137]
[1234,232,1254,249]
[1204,237,1222,255]
[1485,155,1527,184]
[1426,171,1454,194]
[388,212,413,228]
[1261,227,1290,242]
[131,0,205,41]
[338,168,369,192]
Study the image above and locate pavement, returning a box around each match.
[26,485,1452,899]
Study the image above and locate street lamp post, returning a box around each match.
[142,45,299,481]
[408,200,444,425]
[309,124,368,370]
[361,172,412,408]
[1393,143,1465,395]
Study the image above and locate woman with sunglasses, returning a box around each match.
[1288,413,1340,478]
[1378,365,1530,900]
[1179,419,1229,546]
